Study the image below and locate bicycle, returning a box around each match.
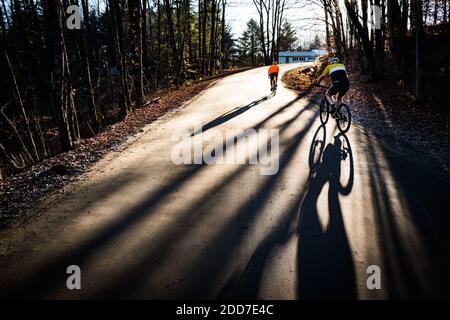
[270,75,277,94]
[315,84,352,133]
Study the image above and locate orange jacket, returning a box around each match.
[268,64,279,74]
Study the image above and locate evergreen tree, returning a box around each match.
[279,21,298,51]
[238,19,262,66]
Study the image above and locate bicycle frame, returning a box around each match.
[316,84,335,107]
[270,75,277,93]
[315,84,352,133]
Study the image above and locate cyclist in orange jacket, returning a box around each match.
[268,62,279,89]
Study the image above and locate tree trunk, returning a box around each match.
[186,0,194,65]
[142,0,150,87]
[344,0,376,79]
[324,0,331,50]
[129,0,145,106]
[257,3,267,64]
[110,0,131,116]
[374,0,384,77]
[165,0,179,84]
[415,0,425,102]
[202,0,208,75]
[265,3,270,63]
[444,0,448,22]
[209,0,217,75]
[80,0,100,129]
[198,0,202,64]
[410,0,417,32]
[221,0,226,70]
[157,0,161,86]
[434,0,438,24]
[0,1,5,35]
[5,51,40,161]
[43,0,73,151]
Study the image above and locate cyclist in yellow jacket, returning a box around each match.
[315,57,350,116]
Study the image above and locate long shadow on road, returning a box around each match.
[0,92,314,298]
[89,98,319,298]
[362,129,450,298]
[7,87,448,299]
[224,125,356,299]
[191,94,272,136]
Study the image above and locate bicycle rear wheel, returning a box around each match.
[336,103,351,133]
[319,99,329,124]
[308,124,326,173]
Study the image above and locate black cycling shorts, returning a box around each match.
[329,80,349,96]
[269,73,278,79]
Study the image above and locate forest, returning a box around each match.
[0,0,448,179]
[319,1,448,87]
[0,0,305,178]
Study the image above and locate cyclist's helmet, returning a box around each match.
[273,61,278,65]
[328,57,339,64]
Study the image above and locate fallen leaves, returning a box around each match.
[282,58,450,175]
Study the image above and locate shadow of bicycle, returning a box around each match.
[297,124,356,299]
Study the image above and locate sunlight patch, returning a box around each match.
[317,182,330,232]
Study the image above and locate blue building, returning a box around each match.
[278,50,327,64]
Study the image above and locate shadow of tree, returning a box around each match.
[361,129,450,298]
[296,127,355,299]
[0,92,314,298]
[191,95,272,136]
[88,99,319,299]
[3,86,448,299]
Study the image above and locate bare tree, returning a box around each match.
[129,0,145,106]
[416,0,425,101]
[252,0,288,65]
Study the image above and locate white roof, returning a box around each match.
[311,49,328,55]
[279,50,327,57]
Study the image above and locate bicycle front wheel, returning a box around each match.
[336,103,351,133]
[319,99,329,124]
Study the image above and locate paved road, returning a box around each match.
[0,63,449,299]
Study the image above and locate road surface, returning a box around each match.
[0,63,449,299]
